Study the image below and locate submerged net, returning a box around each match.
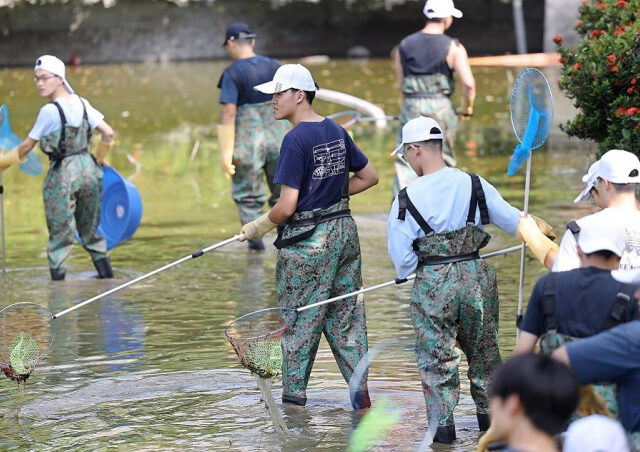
[224,307,297,379]
[0,303,54,383]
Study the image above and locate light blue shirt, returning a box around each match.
[387,167,521,278]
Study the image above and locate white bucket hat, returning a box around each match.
[34,55,74,94]
[391,117,444,156]
[254,64,317,94]
[423,0,463,19]
[575,149,640,203]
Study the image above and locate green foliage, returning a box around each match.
[554,0,640,156]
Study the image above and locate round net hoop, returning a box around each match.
[224,307,297,379]
[509,68,553,150]
[0,302,54,382]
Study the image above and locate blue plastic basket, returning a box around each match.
[76,166,142,250]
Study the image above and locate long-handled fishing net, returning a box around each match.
[0,105,43,275]
[0,234,242,383]
[224,244,523,379]
[506,68,553,335]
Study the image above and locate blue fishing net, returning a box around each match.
[507,68,553,176]
[0,104,43,176]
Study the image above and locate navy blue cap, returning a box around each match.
[223,22,256,46]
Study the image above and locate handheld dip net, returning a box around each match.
[0,303,53,383]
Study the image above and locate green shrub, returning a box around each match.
[554,0,640,156]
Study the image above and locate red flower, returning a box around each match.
[575,20,584,28]
[553,35,563,44]
[559,56,566,64]
[616,107,627,115]
[626,107,640,116]
[614,25,627,36]
[615,0,628,8]
[611,65,619,73]
[631,78,637,85]
[627,86,635,94]
[573,62,583,70]
[606,54,617,63]
[596,2,606,9]
[589,30,605,39]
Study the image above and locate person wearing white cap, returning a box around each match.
[386,116,555,444]
[217,22,288,251]
[0,55,115,281]
[550,149,640,272]
[391,0,475,195]
[240,63,379,410]
[563,415,630,452]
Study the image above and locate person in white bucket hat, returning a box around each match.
[386,116,556,444]
[240,63,379,411]
[390,0,475,197]
[0,55,115,281]
[549,149,640,272]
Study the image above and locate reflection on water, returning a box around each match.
[0,60,595,450]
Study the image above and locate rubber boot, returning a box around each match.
[433,424,456,444]
[93,257,114,279]
[477,412,491,432]
[50,267,66,281]
[351,390,371,410]
[282,393,306,406]
[248,238,265,251]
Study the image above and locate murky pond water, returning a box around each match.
[0,59,596,450]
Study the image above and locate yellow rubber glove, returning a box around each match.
[532,214,556,241]
[460,96,475,119]
[0,147,26,172]
[517,214,559,267]
[239,212,277,241]
[95,140,114,165]
[217,124,235,179]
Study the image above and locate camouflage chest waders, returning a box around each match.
[394,74,458,194]
[536,274,638,423]
[398,174,500,430]
[274,199,370,409]
[232,101,288,225]
[39,101,107,276]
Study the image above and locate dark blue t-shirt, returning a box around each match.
[218,56,280,106]
[520,267,638,337]
[567,321,640,432]
[274,118,368,213]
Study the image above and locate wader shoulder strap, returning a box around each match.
[51,101,68,154]
[542,273,558,333]
[467,174,490,225]
[604,283,635,329]
[397,188,434,235]
[567,220,580,239]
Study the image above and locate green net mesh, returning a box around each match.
[225,308,296,379]
[0,303,54,383]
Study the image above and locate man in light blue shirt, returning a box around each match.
[386,116,554,444]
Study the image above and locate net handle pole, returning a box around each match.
[297,244,523,313]
[516,155,533,339]
[53,234,244,319]
[0,172,5,276]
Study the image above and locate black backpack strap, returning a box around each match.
[397,188,434,235]
[51,101,68,153]
[542,273,558,333]
[469,174,490,225]
[79,96,92,144]
[567,220,581,239]
[604,283,635,329]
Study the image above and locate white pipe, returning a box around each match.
[315,88,388,131]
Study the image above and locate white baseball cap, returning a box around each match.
[254,64,317,94]
[563,415,630,452]
[575,149,640,202]
[423,0,462,19]
[34,55,74,94]
[577,215,625,256]
[611,268,640,284]
[391,117,444,156]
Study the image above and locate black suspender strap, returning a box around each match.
[51,101,68,153]
[469,173,490,225]
[604,283,635,329]
[397,188,434,235]
[567,220,581,239]
[542,273,558,333]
